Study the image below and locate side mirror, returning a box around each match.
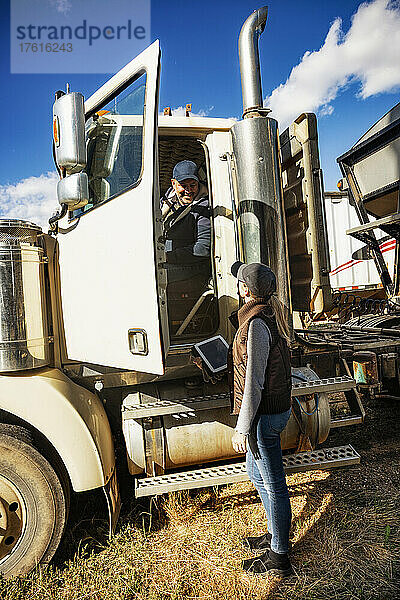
[57,172,89,210]
[53,92,87,174]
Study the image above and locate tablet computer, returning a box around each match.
[193,335,229,373]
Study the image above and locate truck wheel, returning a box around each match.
[0,424,68,578]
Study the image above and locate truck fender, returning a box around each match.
[0,368,115,492]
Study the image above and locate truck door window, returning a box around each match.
[72,72,147,218]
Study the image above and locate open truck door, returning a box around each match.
[55,41,169,375]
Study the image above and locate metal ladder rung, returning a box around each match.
[292,375,355,396]
[330,415,363,428]
[122,393,230,419]
[134,444,360,497]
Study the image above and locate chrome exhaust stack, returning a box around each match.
[238,5,268,117]
[230,6,291,313]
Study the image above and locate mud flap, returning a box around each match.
[103,467,121,539]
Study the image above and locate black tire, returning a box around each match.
[0,424,68,578]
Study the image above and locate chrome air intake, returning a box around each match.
[0,220,51,371]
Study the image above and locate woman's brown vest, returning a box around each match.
[228,298,292,416]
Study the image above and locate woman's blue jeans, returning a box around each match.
[246,408,292,554]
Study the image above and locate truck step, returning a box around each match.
[124,376,356,419]
[134,444,360,497]
[123,393,230,419]
[330,415,364,428]
[292,375,355,396]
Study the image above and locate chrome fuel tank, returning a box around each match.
[0,220,51,371]
[122,369,331,475]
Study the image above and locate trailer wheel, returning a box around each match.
[0,424,68,578]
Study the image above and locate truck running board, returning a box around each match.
[134,444,360,497]
[123,376,356,419]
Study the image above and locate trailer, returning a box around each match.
[3,6,399,578]
[325,191,394,292]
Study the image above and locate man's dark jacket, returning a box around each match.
[161,184,211,283]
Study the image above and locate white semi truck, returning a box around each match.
[1,6,399,578]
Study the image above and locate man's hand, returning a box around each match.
[232,431,247,454]
[191,355,224,384]
[191,356,203,370]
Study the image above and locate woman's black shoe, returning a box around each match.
[242,549,293,577]
[243,533,292,552]
[243,532,272,551]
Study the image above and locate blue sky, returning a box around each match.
[1,0,400,225]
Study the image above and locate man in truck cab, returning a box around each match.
[161,160,212,334]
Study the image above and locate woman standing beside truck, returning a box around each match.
[230,262,293,577]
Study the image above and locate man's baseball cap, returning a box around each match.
[172,160,199,182]
[231,261,276,299]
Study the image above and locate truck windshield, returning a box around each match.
[72,72,147,218]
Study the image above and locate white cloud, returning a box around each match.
[0,172,59,231]
[319,104,335,117]
[265,0,400,129]
[50,0,72,14]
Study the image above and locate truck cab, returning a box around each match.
[59,107,239,384]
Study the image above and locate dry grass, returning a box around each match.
[1,397,399,600]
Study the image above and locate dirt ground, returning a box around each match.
[324,393,400,497]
